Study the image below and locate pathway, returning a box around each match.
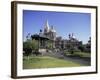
[40,49,90,66]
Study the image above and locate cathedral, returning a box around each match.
[43,20,56,41]
[38,20,82,50]
[38,20,56,49]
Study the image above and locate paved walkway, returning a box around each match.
[41,50,90,66]
[62,55,90,66]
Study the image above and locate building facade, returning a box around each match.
[38,20,83,50]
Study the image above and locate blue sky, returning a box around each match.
[23,10,91,44]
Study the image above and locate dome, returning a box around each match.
[72,35,76,39]
[52,29,56,32]
[50,26,56,33]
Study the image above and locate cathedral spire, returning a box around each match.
[44,20,50,33]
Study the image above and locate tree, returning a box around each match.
[69,47,74,54]
[78,45,84,52]
[23,40,32,57]
[68,44,74,54]
[47,41,52,49]
[23,39,38,56]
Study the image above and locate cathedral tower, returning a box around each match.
[43,20,56,48]
[44,20,50,33]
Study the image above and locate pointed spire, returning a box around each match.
[72,33,74,38]
[45,20,50,30]
[69,33,71,39]
[44,20,50,32]
[46,20,49,27]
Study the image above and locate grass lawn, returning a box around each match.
[73,52,90,58]
[23,56,84,69]
[64,51,90,58]
[69,52,91,58]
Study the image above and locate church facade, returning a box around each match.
[38,20,82,50]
